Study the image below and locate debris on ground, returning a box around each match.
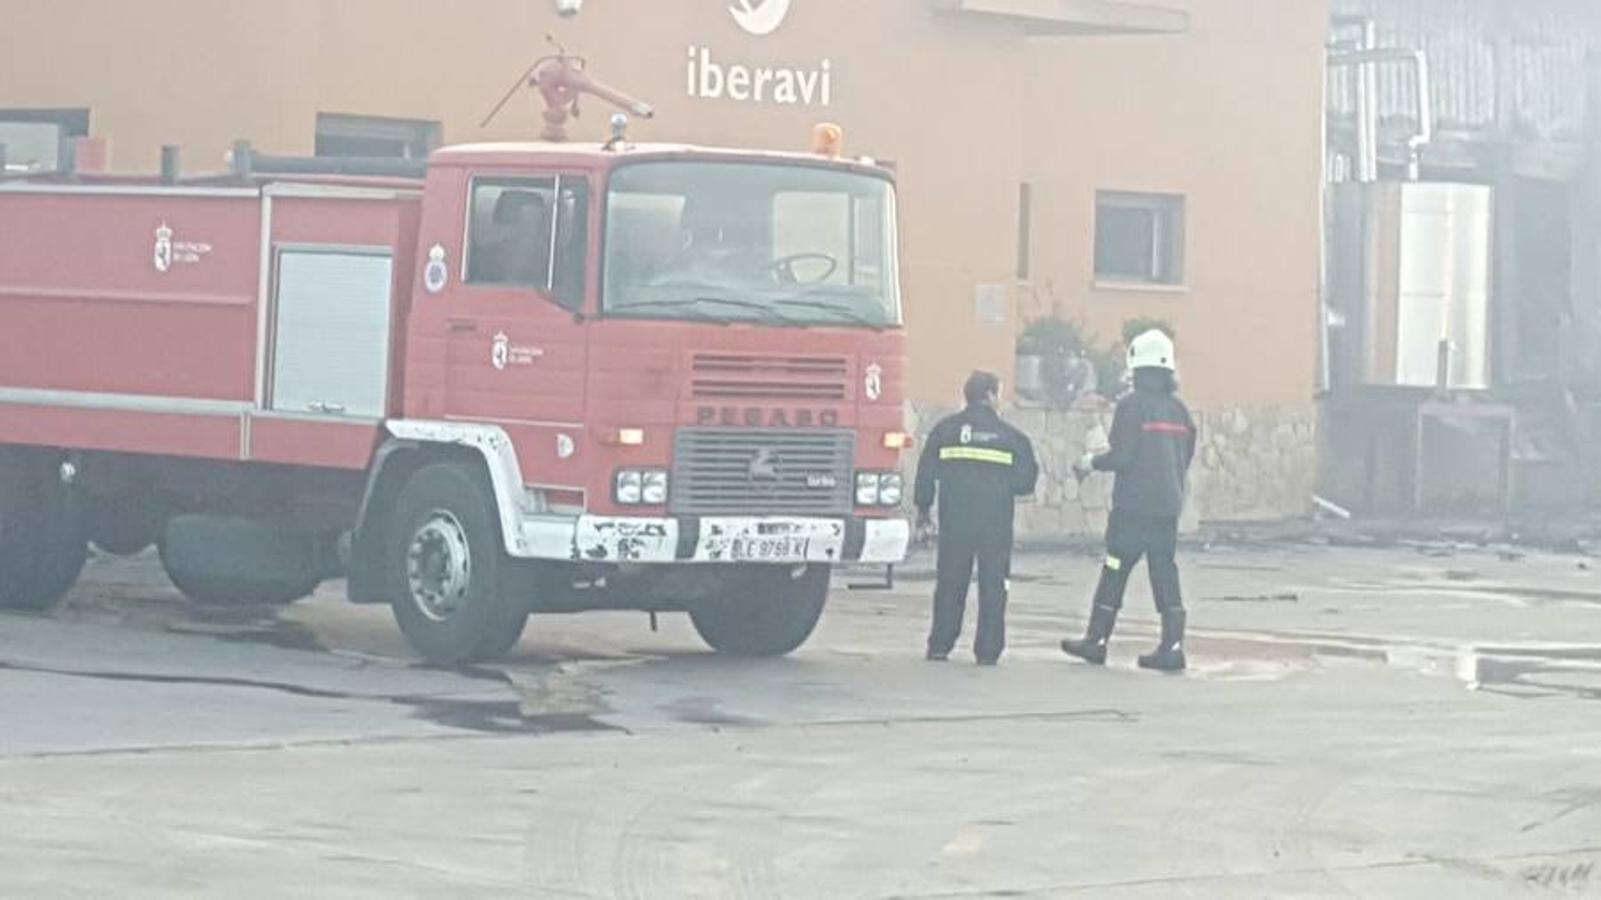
[1312,495,1353,521]
[1209,593,1301,603]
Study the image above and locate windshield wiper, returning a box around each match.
[694,296,805,327]
[614,296,808,328]
[611,298,728,324]
[775,297,886,331]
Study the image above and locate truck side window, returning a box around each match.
[466,178,557,288]
[551,177,589,312]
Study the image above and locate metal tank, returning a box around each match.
[1327,181,1493,390]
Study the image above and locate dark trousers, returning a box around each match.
[1094,509,1183,613]
[928,530,1011,662]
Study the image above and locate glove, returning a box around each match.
[1071,452,1096,480]
[915,510,937,544]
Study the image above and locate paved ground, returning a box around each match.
[4,538,1601,897]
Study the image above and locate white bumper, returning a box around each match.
[517,514,911,565]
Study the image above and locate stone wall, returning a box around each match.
[905,399,1316,538]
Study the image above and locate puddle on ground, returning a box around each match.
[1462,655,1601,702]
[0,653,629,736]
[660,695,769,728]
[168,614,326,653]
[1188,630,1601,701]
[1317,577,1601,609]
[402,697,626,735]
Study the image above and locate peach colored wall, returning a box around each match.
[1,0,1322,411]
[1023,0,1325,409]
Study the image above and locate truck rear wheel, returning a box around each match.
[89,490,164,557]
[689,565,831,657]
[0,451,86,612]
[160,565,318,608]
[387,463,528,666]
[0,453,45,609]
[158,515,320,607]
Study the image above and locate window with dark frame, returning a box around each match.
[550,178,590,312]
[1094,191,1186,286]
[0,108,89,172]
[466,175,590,312]
[315,113,441,160]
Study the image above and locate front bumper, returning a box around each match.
[516,514,910,565]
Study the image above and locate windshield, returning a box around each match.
[602,161,902,328]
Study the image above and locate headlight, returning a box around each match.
[856,471,903,507]
[878,473,903,506]
[855,472,881,506]
[642,470,669,505]
[615,469,668,506]
[615,470,643,505]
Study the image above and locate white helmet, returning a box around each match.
[1127,329,1176,372]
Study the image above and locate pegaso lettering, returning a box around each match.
[696,406,841,428]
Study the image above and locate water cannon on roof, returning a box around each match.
[480,36,654,142]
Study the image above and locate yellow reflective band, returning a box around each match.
[1105,556,1123,571]
[939,446,1015,465]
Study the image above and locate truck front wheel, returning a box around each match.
[387,463,528,666]
[689,565,831,657]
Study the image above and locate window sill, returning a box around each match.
[1092,280,1190,295]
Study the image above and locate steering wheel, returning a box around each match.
[770,252,839,285]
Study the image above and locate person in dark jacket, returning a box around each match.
[1062,330,1197,672]
[914,371,1040,665]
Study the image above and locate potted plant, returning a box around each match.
[1017,317,1098,409]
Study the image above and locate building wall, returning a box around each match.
[1022,0,1325,411]
[1007,0,1326,526]
[1,0,1326,528]
[3,0,1026,406]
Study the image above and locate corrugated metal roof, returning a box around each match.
[1330,0,1601,145]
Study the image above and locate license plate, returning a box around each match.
[729,536,811,561]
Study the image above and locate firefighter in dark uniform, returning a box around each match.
[1062,329,1196,672]
[914,371,1040,665]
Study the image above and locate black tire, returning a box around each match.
[0,451,85,611]
[157,522,319,607]
[0,452,45,609]
[33,452,87,607]
[160,563,318,607]
[475,611,531,660]
[89,491,163,557]
[387,462,528,666]
[690,565,831,657]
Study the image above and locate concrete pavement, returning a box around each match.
[3,543,1601,896]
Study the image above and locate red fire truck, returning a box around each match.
[0,69,910,664]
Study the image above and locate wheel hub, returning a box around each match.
[406,511,472,622]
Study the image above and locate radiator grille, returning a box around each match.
[690,353,849,401]
[671,428,855,516]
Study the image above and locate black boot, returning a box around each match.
[1138,609,1187,672]
[1061,603,1119,665]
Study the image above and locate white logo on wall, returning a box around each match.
[689,0,832,107]
[730,0,792,35]
[152,222,212,274]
